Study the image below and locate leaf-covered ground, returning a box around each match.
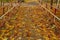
[0,4,60,40]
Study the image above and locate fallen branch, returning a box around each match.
[40,4,60,21]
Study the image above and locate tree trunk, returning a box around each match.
[50,0,53,9]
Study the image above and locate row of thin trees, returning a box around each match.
[0,0,60,14]
[0,0,60,6]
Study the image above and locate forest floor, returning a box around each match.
[0,3,60,40]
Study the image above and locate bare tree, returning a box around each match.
[18,0,24,3]
[57,0,59,8]
[2,0,4,14]
[50,0,53,9]
[1,0,2,6]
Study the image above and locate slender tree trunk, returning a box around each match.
[1,0,2,6]
[50,0,53,9]
[18,0,24,3]
[57,0,59,8]
[46,0,47,8]
[3,2,4,14]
